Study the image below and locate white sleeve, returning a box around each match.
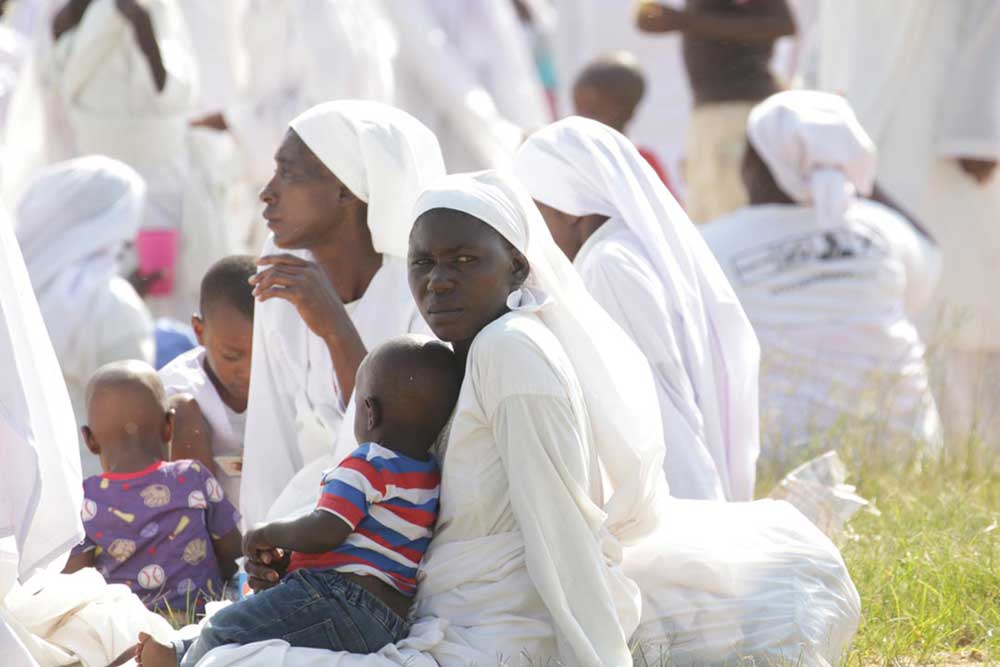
[580,251,727,502]
[938,1,1000,161]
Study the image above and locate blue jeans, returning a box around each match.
[174,568,409,666]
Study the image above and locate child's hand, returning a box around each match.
[241,525,275,559]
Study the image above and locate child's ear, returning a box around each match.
[81,426,99,455]
[191,315,206,346]
[162,409,175,459]
[364,396,381,432]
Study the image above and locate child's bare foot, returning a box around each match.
[135,632,176,667]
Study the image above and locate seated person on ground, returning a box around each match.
[136,335,462,665]
[159,255,257,510]
[63,361,242,618]
[573,51,674,192]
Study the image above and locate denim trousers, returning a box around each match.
[174,568,409,666]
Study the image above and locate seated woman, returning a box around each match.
[700,90,943,469]
[14,156,155,477]
[235,171,860,667]
[514,116,760,502]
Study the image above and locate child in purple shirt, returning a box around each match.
[63,361,242,618]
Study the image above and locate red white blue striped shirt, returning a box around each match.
[288,443,440,596]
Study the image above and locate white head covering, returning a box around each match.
[0,207,83,585]
[14,156,145,385]
[413,170,668,544]
[513,117,761,502]
[747,90,877,228]
[290,100,446,259]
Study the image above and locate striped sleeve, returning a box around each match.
[316,453,386,529]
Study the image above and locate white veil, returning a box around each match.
[514,116,761,501]
[413,170,668,544]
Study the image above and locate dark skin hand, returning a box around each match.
[127,268,162,298]
[958,158,998,185]
[636,1,794,42]
[250,253,368,401]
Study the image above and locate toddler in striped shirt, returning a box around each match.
[136,336,461,666]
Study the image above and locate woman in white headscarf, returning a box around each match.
[232,170,859,667]
[514,116,760,502]
[14,155,154,477]
[701,90,942,467]
[240,100,443,528]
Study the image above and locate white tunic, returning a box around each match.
[575,218,726,501]
[240,239,429,528]
[159,346,245,507]
[701,201,942,454]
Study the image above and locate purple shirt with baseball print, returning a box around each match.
[71,460,240,614]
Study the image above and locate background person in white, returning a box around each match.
[514,116,760,502]
[13,155,155,477]
[701,91,942,469]
[811,0,1000,442]
[240,101,442,528]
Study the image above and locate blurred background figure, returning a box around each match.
[701,91,942,472]
[554,0,691,198]
[637,0,794,223]
[572,51,675,193]
[810,1,1000,443]
[383,0,549,171]
[13,156,154,477]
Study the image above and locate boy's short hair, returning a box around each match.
[574,51,647,112]
[200,255,257,320]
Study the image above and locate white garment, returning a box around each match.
[815,0,1000,353]
[225,0,397,188]
[159,346,246,508]
[515,117,760,501]
[241,102,443,528]
[14,156,155,477]
[176,0,242,114]
[747,90,876,229]
[551,0,692,191]
[201,172,859,667]
[382,0,548,171]
[702,201,942,455]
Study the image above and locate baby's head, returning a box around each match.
[192,255,256,410]
[353,335,462,457]
[83,360,173,472]
[572,51,646,134]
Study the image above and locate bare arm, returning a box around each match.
[167,394,217,472]
[638,0,794,43]
[212,527,243,580]
[63,549,95,574]
[52,0,92,41]
[243,510,353,557]
[115,0,166,92]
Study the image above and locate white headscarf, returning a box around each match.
[413,170,668,545]
[0,207,83,584]
[14,156,145,384]
[514,117,761,502]
[290,100,446,259]
[747,90,877,228]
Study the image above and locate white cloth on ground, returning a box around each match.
[200,172,859,667]
[381,0,548,171]
[159,346,246,508]
[240,102,442,528]
[515,117,761,502]
[702,200,942,455]
[747,90,877,229]
[13,156,155,477]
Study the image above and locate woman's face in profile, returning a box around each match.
[408,208,526,344]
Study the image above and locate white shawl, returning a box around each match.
[515,117,761,502]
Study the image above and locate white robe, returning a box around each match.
[701,201,943,458]
[382,0,549,171]
[575,218,726,501]
[159,346,246,508]
[239,238,428,528]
